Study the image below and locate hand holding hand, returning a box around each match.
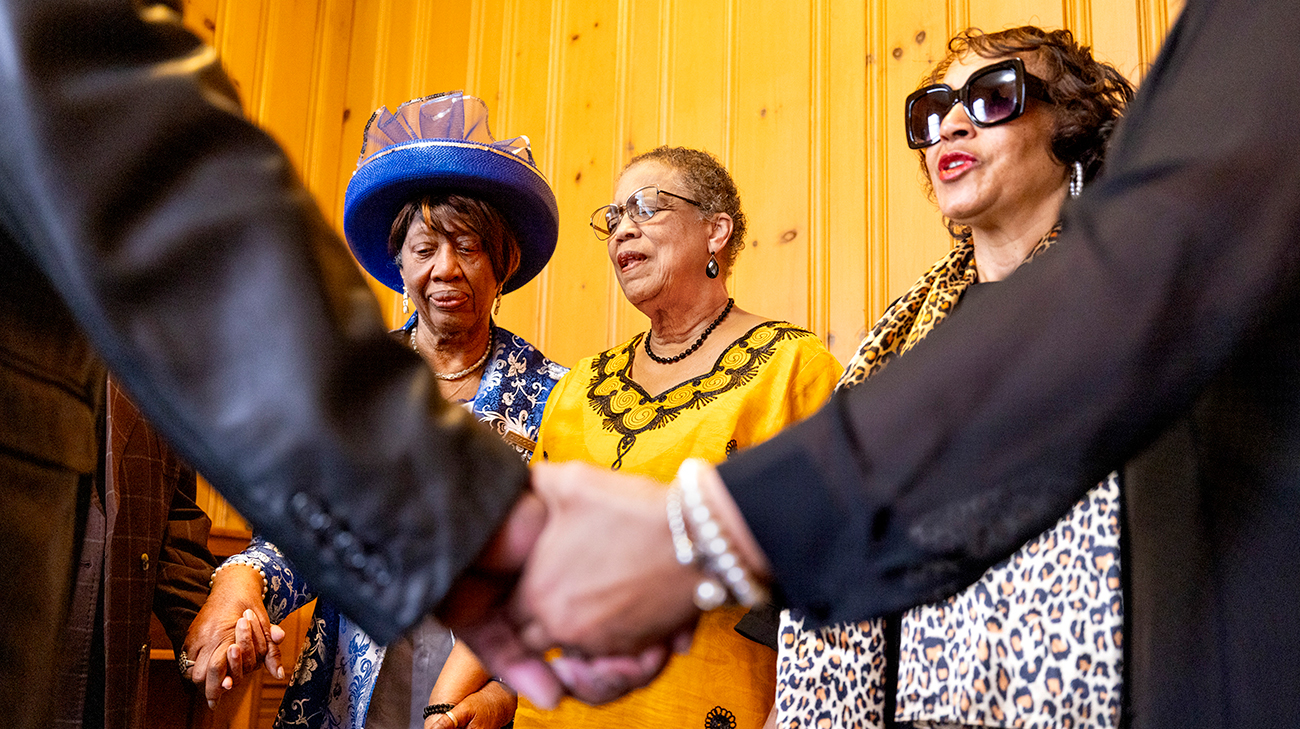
[182,564,285,707]
[424,679,516,729]
[516,461,701,658]
[438,475,684,709]
[443,459,769,710]
[435,493,566,707]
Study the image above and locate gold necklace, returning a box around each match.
[410,322,493,380]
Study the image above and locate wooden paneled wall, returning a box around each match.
[179,0,1182,369]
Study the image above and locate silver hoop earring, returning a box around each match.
[1069,161,1084,199]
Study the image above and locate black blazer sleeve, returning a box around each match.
[718,0,1300,627]
[0,1,526,643]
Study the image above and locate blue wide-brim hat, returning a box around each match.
[343,92,558,294]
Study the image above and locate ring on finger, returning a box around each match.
[177,649,196,677]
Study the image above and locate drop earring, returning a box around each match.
[402,287,410,314]
[494,291,502,315]
[1069,161,1084,199]
[706,253,720,279]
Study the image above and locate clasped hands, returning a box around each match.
[181,459,770,711]
[444,460,772,708]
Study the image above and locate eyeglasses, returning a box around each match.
[904,58,1052,149]
[590,185,703,240]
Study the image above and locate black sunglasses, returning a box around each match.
[590,185,703,240]
[904,58,1052,149]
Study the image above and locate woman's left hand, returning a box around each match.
[424,680,517,729]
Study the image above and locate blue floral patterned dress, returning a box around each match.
[222,326,565,729]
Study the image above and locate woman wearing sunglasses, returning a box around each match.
[774,27,1134,729]
[507,145,842,729]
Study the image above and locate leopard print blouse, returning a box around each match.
[777,474,1122,729]
[777,229,1123,728]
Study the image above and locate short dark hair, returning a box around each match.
[625,146,748,273]
[387,194,521,289]
[920,26,1135,238]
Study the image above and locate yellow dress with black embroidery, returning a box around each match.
[517,321,841,729]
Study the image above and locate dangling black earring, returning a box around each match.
[706,253,720,279]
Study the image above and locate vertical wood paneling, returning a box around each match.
[412,1,473,92]
[541,0,625,365]
[211,1,270,118]
[489,1,559,352]
[255,0,324,165]
[730,0,812,328]
[855,0,888,358]
[299,0,359,229]
[808,0,831,341]
[1136,0,1171,71]
[970,0,1064,32]
[611,0,667,344]
[662,1,730,153]
[1088,0,1143,79]
[947,0,971,42]
[1063,0,1092,46]
[179,0,220,44]
[882,0,951,299]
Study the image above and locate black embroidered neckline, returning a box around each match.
[584,321,815,469]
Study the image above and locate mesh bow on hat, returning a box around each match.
[343,91,558,294]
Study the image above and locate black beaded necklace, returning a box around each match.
[644,298,734,365]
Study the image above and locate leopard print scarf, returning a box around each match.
[837,225,1059,389]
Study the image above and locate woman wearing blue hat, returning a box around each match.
[184,92,564,729]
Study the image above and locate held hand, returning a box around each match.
[514,461,701,659]
[424,679,517,729]
[439,482,679,708]
[435,493,567,707]
[182,564,285,707]
[225,609,286,685]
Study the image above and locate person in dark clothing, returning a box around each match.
[54,378,219,729]
[0,2,546,727]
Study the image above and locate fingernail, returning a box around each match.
[506,664,560,709]
[549,658,575,690]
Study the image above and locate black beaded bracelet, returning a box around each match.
[423,703,456,720]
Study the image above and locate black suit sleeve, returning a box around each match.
[718,0,1300,627]
[0,1,526,642]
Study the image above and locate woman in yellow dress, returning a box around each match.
[511,145,841,729]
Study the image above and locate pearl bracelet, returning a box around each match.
[211,557,268,599]
[670,458,769,610]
